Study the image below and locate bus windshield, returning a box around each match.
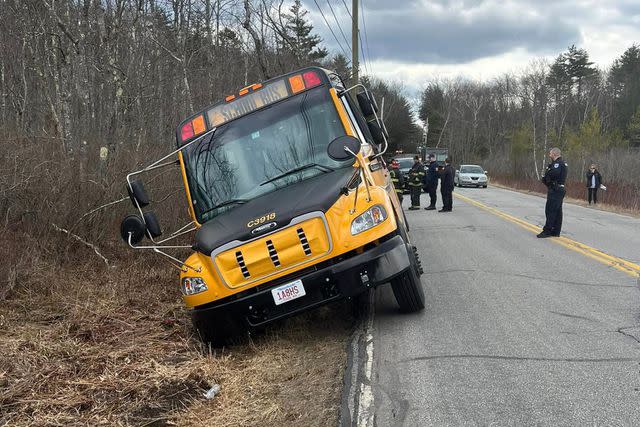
[182,86,351,223]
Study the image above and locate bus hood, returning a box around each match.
[194,167,355,255]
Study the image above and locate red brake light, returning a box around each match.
[181,122,194,142]
[303,71,321,88]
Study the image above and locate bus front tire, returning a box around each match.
[390,245,425,312]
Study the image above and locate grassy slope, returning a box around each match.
[0,237,353,426]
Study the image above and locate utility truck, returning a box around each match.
[120,67,425,344]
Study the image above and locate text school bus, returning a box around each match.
[120,67,425,344]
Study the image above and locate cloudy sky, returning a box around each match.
[306,0,640,92]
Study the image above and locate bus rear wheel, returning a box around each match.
[391,244,425,312]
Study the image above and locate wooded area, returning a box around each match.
[418,44,640,195]
[0,0,419,245]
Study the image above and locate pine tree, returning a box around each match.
[628,106,640,147]
[608,45,640,133]
[418,83,446,146]
[546,54,571,104]
[564,45,597,98]
[284,0,328,66]
[327,53,351,82]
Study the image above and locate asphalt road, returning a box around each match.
[371,186,640,426]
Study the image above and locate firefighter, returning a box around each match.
[407,156,425,210]
[389,159,405,206]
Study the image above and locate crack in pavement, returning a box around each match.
[549,311,596,322]
[401,354,640,363]
[617,327,640,345]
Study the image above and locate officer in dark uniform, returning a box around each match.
[407,156,425,210]
[423,153,438,210]
[388,159,405,206]
[439,157,454,212]
[538,147,568,238]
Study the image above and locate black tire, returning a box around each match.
[483,185,487,188]
[390,244,425,312]
[193,314,246,347]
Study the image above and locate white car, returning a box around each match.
[455,165,488,188]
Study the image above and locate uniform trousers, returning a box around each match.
[543,186,565,234]
[410,185,421,207]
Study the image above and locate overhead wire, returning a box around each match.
[337,0,369,77]
[325,0,352,57]
[312,0,351,59]
[359,0,373,76]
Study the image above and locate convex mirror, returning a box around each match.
[120,215,146,245]
[327,136,362,161]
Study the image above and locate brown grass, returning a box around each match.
[0,231,352,426]
[492,176,640,217]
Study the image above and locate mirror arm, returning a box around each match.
[349,179,360,215]
[339,83,389,160]
[155,221,197,244]
[127,233,201,273]
[345,146,372,206]
[126,127,216,244]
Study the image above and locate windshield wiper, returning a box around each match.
[259,163,334,186]
[201,198,247,216]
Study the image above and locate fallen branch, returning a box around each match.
[51,223,110,266]
[68,196,128,233]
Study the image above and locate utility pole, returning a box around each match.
[351,0,359,85]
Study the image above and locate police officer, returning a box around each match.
[407,156,425,210]
[538,147,568,238]
[423,153,438,210]
[439,157,454,212]
[389,159,405,206]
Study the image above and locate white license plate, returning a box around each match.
[271,279,306,306]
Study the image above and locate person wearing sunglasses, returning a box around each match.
[586,164,603,205]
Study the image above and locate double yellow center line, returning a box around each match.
[454,193,640,278]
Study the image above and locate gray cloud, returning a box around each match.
[310,0,587,64]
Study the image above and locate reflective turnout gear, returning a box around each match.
[389,167,404,204]
[408,162,425,208]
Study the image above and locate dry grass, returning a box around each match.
[491,176,640,217]
[0,231,353,426]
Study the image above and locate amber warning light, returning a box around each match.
[178,70,323,145]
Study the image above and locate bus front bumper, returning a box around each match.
[192,235,409,329]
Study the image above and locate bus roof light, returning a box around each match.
[302,71,321,88]
[192,115,206,135]
[181,122,194,142]
[289,75,305,94]
[225,95,235,102]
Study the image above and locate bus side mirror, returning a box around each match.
[127,179,150,208]
[357,90,379,117]
[367,121,387,146]
[485,170,488,174]
[143,211,163,238]
[121,215,146,245]
[327,136,361,161]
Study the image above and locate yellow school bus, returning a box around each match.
[120,67,424,344]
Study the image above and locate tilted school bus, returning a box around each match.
[120,67,425,344]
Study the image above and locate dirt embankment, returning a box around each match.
[0,231,354,426]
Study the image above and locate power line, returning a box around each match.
[325,0,352,57]
[340,0,352,18]
[313,0,350,59]
[360,0,373,76]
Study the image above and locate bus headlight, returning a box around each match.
[181,277,208,295]
[351,205,388,235]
